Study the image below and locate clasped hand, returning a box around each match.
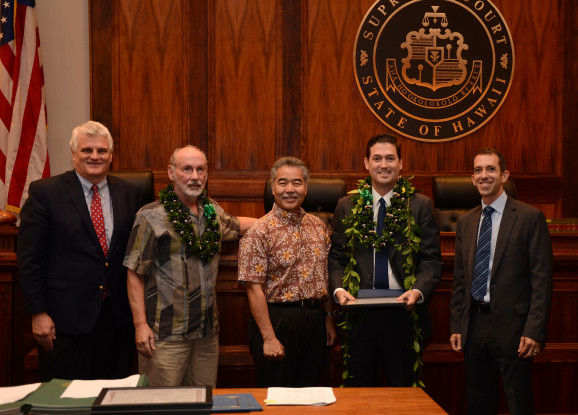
[263,337,285,360]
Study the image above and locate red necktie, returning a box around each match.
[91,184,109,257]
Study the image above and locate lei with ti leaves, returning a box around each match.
[159,184,221,262]
[339,176,425,387]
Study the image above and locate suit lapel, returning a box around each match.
[465,206,483,290]
[388,244,405,287]
[107,175,124,256]
[491,197,517,278]
[65,171,102,250]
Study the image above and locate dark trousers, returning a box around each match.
[464,308,534,415]
[38,298,135,381]
[344,307,413,387]
[249,304,326,387]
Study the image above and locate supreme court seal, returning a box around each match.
[354,0,514,141]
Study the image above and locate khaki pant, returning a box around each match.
[139,333,219,387]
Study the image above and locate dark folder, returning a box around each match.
[212,393,263,413]
[341,289,406,308]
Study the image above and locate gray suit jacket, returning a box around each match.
[450,197,553,354]
[329,192,442,338]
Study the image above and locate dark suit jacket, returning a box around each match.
[18,170,143,334]
[329,192,442,338]
[450,197,553,355]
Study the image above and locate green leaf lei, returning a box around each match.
[159,184,221,262]
[339,175,425,387]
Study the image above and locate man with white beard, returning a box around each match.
[124,145,256,387]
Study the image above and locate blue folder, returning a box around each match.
[212,393,262,413]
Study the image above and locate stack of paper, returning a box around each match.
[265,387,336,406]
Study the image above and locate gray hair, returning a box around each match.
[168,145,207,166]
[270,157,309,183]
[70,121,114,152]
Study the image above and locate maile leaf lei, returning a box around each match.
[339,176,425,387]
[159,184,221,262]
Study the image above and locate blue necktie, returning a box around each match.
[471,206,495,301]
[375,197,389,289]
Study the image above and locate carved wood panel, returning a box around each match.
[90,0,576,217]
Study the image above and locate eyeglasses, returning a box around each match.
[171,164,208,176]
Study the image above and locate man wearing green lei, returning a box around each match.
[124,145,256,387]
[329,134,442,387]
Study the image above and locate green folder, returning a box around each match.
[0,376,148,415]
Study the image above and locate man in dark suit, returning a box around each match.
[329,134,442,386]
[450,148,553,414]
[18,121,143,381]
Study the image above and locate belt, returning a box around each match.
[472,300,490,313]
[268,299,321,309]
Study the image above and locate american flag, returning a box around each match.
[0,0,49,213]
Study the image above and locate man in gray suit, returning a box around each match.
[450,148,553,414]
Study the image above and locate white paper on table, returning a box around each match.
[0,382,41,405]
[265,387,336,406]
[60,374,141,399]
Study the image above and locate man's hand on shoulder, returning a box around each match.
[32,312,56,351]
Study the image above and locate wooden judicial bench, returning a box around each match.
[1,215,577,414]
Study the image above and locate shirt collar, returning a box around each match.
[372,187,394,208]
[272,203,305,224]
[76,171,108,196]
[482,190,507,215]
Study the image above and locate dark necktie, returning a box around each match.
[91,184,109,258]
[471,205,495,301]
[374,197,389,289]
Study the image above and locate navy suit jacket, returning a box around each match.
[450,197,553,354]
[329,192,442,338]
[18,170,143,334]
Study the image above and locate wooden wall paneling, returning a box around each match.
[89,0,116,146]
[426,276,453,345]
[419,0,562,176]
[90,0,572,218]
[423,361,466,415]
[116,0,187,169]
[472,0,559,173]
[533,363,578,414]
[215,201,266,220]
[188,0,210,154]
[0,225,21,386]
[212,0,279,171]
[305,0,385,172]
[11,275,33,387]
[0,274,11,386]
[561,0,578,217]
[279,0,304,158]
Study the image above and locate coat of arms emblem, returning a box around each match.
[354,0,514,142]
